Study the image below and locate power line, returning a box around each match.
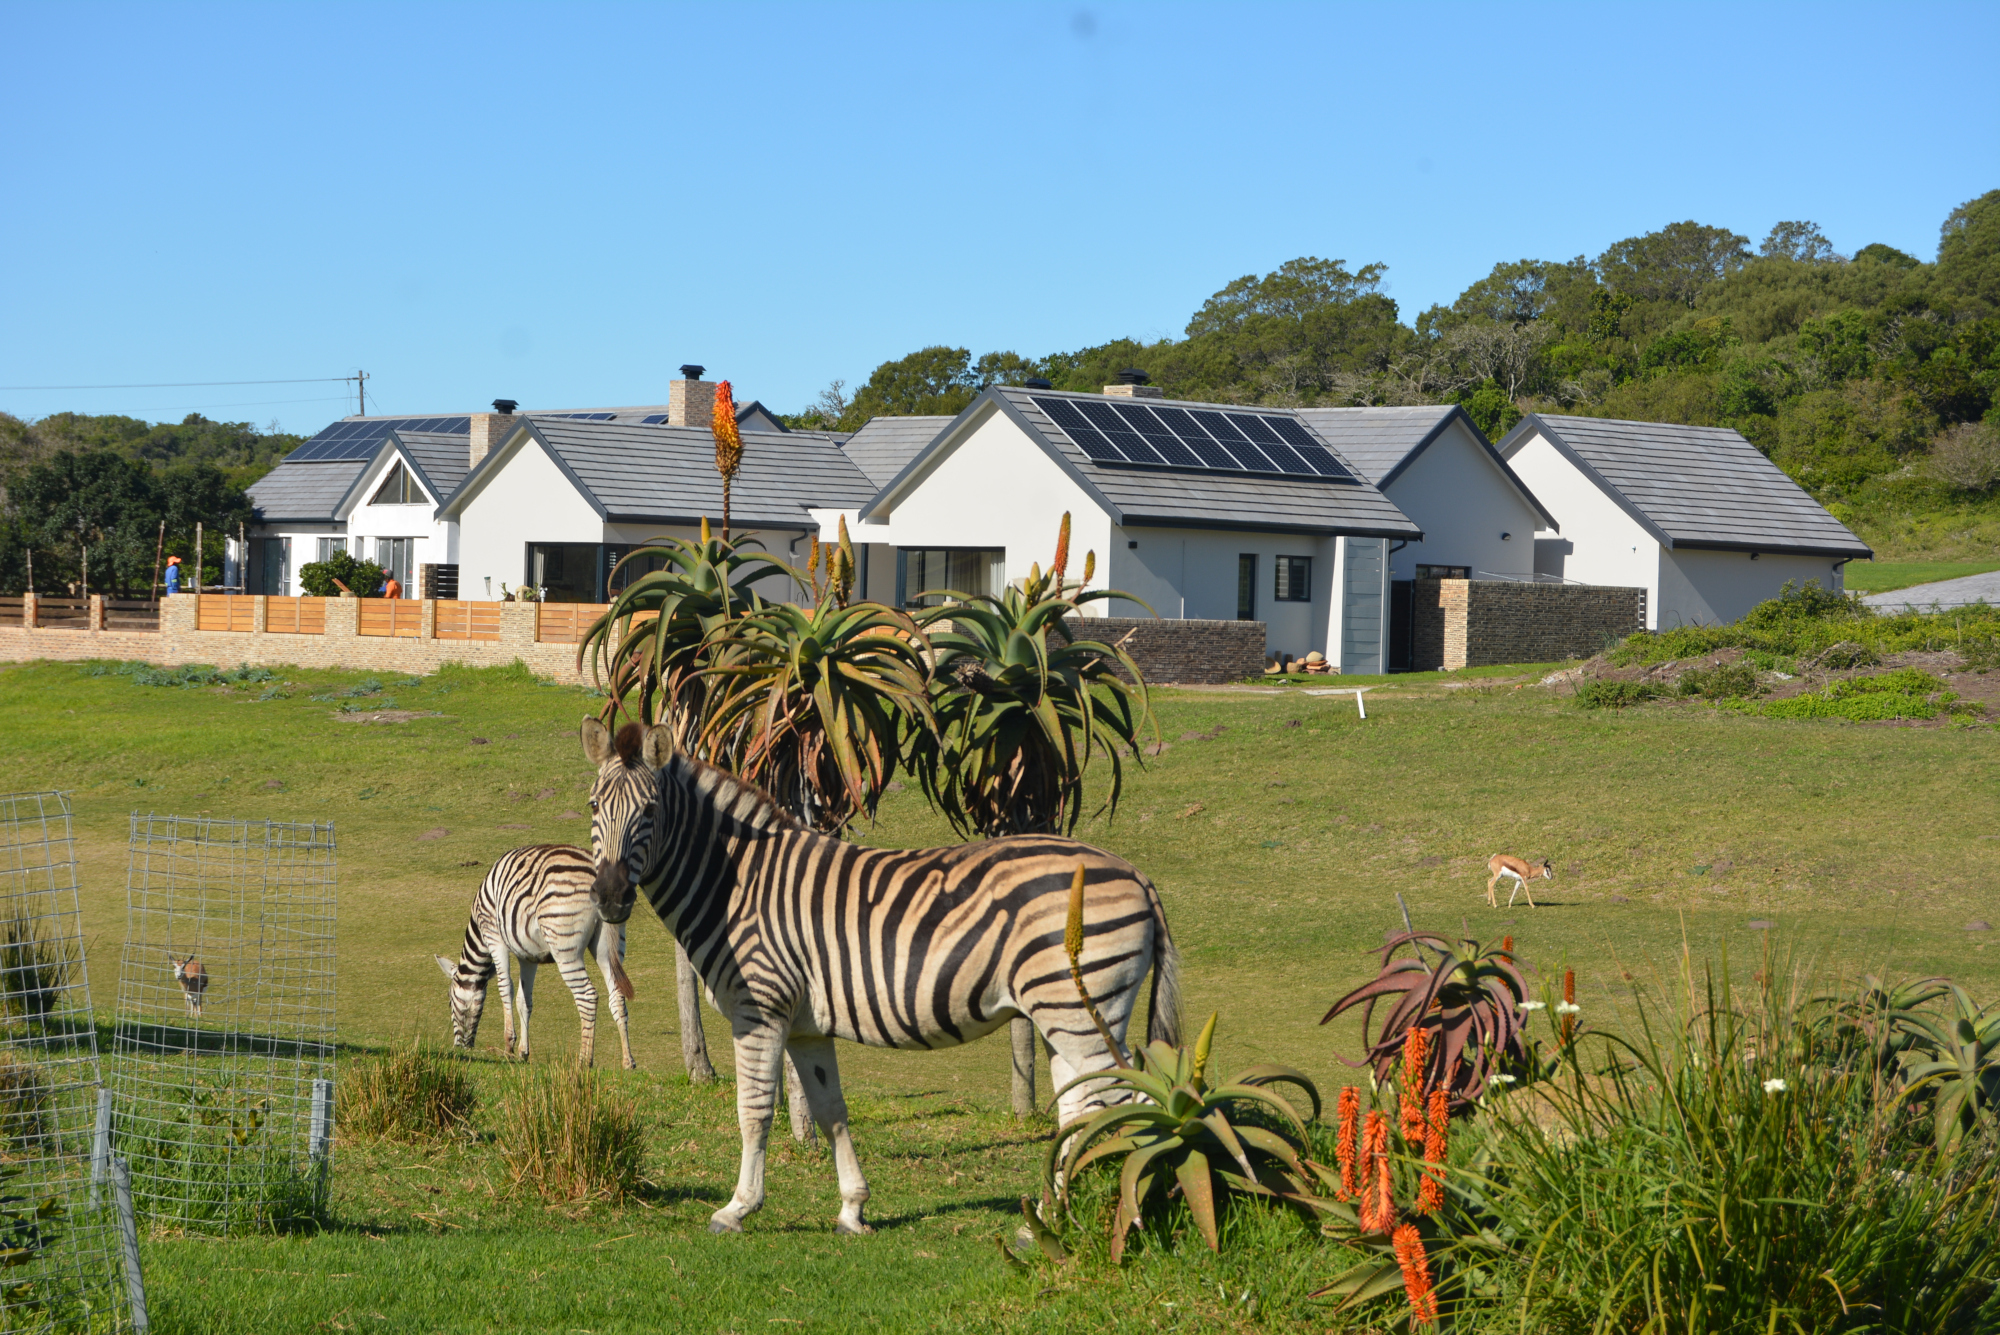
[0,377,357,390]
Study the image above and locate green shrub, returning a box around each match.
[296,550,386,598]
[1675,660,1761,699]
[120,1076,328,1233]
[1468,964,2000,1331]
[1740,668,1982,722]
[499,1064,644,1203]
[336,1043,476,1144]
[1573,679,1662,709]
[1610,579,2000,667]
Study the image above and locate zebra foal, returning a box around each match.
[434,844,637,1068]
[581,718,1181,1237]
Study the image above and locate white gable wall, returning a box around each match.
[345,449,455,589]
[1382,419,1540,581]
[453,435,604,600]
[1503,428,1664,627]
[1658,549,1850,629]
[863,406,1114,608]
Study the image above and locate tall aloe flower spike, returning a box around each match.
[1051,512,1070,583]
[1417,1087,1448,1215]
[1334,1087,1360,1201]
[1400,1026,1431,1141]
[1064,863,1130,1068]
[712,381,744,538]
[1393,1223,1439,1326]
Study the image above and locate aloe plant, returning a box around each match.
[695,595,935,833]
[1894,982,2000,1152]
[1321,933,1532,1107]
[1043,1013,1321,1261]
[913,515,1157,839]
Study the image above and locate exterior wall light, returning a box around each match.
[1501,531,1512,540]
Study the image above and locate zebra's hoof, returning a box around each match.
[708,1214,744,1235]
[835,1218,873,1236]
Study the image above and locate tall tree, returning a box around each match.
[1596,221,1752,307]
[1936,189,2000,317]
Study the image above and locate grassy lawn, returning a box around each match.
[4,656,1997,1331]
[1842,559,2000,594]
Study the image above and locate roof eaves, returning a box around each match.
[1119,513,1424,541]
[1670,536,1875,560]
[1512,414,1671,548]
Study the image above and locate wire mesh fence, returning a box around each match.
[0,791,132,1332]
[112,815,336,1236]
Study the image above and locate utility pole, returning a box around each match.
[355,369,369,416]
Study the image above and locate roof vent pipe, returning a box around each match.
[679,364,706,380]
[492,399,518,414]
[1116,369,1150,385]
[1023,377,1053,390]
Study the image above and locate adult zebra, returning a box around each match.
[434,844,637,1069]
[581,718,1180,1237]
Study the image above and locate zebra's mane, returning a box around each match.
[666,754,807,836]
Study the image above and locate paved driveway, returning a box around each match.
[1863,569,2000,611]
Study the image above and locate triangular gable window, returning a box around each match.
[371,461,428,505]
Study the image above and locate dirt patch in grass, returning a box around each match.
[332,710,445,724]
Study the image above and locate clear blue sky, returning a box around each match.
[3,1,1996,434]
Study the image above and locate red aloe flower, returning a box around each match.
[1393,1223,1439,1326]
[1417,1087,1449,1214]
[1334,1087,1360,1201]
[1502,934,1513,956]
[1562,967,1577,1045]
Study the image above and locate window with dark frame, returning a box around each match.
[1273,555,1311,602]
[1415,564,1470,579]
[369,462,427,505]
[1236,554,1257,620]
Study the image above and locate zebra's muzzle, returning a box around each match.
[592,857,637,924]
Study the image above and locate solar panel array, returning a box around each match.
[284,416,468,462]
[545,412,618,421]
[639,413,669,424]
[1030,396,1354,481]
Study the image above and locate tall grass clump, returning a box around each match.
[336,1042,476,1143]
[0,913,77,1029]
[1468,956,2000,1332]
[500,1063,644,1202]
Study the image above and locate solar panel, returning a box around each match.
[1030,396,1356,482]
[283,415,469,463]
[640,414,668,424]
[1035,397,1125,462]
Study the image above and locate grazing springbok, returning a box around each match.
[434,844,637,1068]
[170,956,208,1017]
[1487,854,1553,908]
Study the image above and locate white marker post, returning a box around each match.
[1356,689,1367,719]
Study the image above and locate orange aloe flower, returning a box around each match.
[1562,968,1577,1044]
[1417,1087,1449,1214]
[1358,1112,1395,1233]
[1393,1223,1439,1326]
[1334,1087,1360,1201]
[1400,1025,1431,1141]
[1502,934,1513,956]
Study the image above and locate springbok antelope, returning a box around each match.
[1486,854,1553,908]
[170,956,208,1016]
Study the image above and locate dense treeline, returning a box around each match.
[795,191,2000,556]
[0,413,297,596]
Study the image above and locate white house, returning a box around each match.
[1497,414,1873,629]
[440,413,872,604]
[1295,406,1554,583]
[242,374,825,597]
[815,383,1422,672]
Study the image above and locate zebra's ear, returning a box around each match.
[434,954,456,980]
[581,716,615,767]
[641,724,675,769]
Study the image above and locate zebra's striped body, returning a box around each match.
[582,718,1179,1236]
[433,844,636,1069]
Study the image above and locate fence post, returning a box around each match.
[253,594,269,635]
[309,1077,333,1163]
[21,591,36,630]
[419,598,437,641]
[89,1086,112,1207]
[109,1155,149,1333]
[88,594,106,632]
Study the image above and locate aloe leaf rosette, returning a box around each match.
[1044,1014,1321,1262]
[1322,932,1533,1106]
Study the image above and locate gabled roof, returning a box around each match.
[441,419,875,528]
[245,459,370,524]
[839,415,954,489]
[1497,414,1871,558]
[390,430,472,505]
[1294,405,1558,530]
[860,388,1420,539]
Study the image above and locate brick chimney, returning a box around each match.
[1103,368,1163,399]
[668,364,716,427]
[468,399,519,469]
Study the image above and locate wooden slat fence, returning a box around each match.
[196,596,256,634]
[264,596,326,636]
[0,597,22,628]
[433,600,501,643]
[358,599,423,638]
[36,598,90,630]
[104,599,160,632]
[535,602,610,645]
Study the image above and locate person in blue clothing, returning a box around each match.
[163,555,182,596]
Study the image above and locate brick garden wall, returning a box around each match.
[0,594,594,682]
[1075,617,1266,685]
[1412,580,1645,670]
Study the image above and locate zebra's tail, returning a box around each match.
[1144,884,1182,1048]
